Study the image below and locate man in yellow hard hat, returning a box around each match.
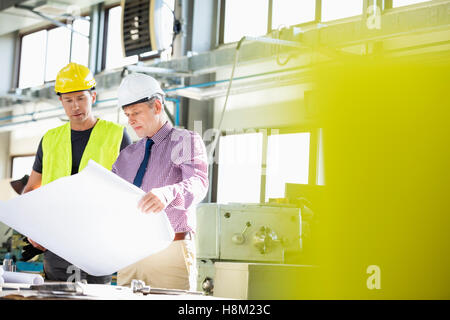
[22,62,132,284]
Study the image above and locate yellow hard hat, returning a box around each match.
[54,62,96,94]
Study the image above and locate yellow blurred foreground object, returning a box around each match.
[304,58,450,299]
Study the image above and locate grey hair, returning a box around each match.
[146,94,167,119]
[146,94,165,108]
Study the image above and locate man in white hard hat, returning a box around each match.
[112,73,209,291]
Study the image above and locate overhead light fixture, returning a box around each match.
[31,0,68,16]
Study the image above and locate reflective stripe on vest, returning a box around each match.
[42,119,124,185]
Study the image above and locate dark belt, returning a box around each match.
[173,231,192,241]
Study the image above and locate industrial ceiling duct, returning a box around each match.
[121,0,177,57]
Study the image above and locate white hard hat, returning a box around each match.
[118,73,165,108]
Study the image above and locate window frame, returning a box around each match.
[16,15,91,89]
[69,16,92,67]
[385,0,434,10]
[262,127,319,202]
[213,125,321,203]
[219,0,421,46]
[10,154,36,179]
[17,27,48,89]
[215,130,265,204]
[218,0,324,46]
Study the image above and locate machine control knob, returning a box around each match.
[253,226,279,254]
[232,234,245,244]
[231,221,251,245]
[202,277,214,295]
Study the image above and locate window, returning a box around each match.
[11,156,35,180]
[105,6,139,69]
[321,0,363,22]
[217,132,263,203]
[71,19,91,66]
[265,133,310,201]
[45,27,71,82]
[214,130,319,203]
[272,0,316,30]
[18,18,90,89]
[223,0,269,44]
[18,30,47,89]
[222,0,369,44]
[392,0,429,7]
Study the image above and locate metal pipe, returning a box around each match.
[165,97,181,126]
[126,64,192,77]
[164,65,308,92]
[0,98,119,123]
[0,104,120,131]
[241,36,302,49]
[0,64,308,118]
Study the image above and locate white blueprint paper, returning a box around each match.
[2,271,44,285]
[0,160,175,276]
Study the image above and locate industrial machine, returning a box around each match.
[0,176,44,273]
[195,203,313,298]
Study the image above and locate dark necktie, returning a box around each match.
[133,138,154,188]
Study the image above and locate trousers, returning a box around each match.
[43,250,112,284]
[117,239,197,291]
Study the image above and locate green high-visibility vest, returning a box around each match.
[42,119,124,185]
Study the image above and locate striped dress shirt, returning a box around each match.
[112,121,209,233]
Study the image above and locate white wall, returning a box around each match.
[0,132,10,178]
[0,31,15,95]
[0,31,17,179]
